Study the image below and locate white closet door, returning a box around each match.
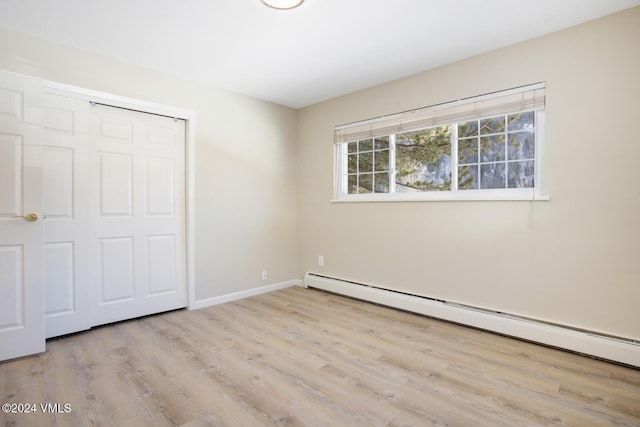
[42,93,91,338]
[90,104,186,326]
[0,72,45,361]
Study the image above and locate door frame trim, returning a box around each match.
[43,80,197,310]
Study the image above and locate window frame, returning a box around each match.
[333,87,548,202]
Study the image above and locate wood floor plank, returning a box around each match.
[2,286,639,426]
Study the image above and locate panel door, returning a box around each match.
[42,93,91,338]
[0,71,45,361]
[90,104,186,326]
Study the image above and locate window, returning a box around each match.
[334,84,547,201]
[346,137,390,193]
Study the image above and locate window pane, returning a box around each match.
[458,121,478,138]
[480,135,505,162]
[374,172,389,193]
[359,152,373,172]
[395,126,452,192]
[374,136,389,150]
[348,154,357,173]
[374,149,389,171]
[458,137,478,164]
[480,116,505,134]
[480,163,506,189]
[508,131,535,160]
[348,175,358,194]
[508,161,535,188]
[359,174,373,193]
[507,111,534,131]
[347,122,534,194]
[359,139,373,151]
[458,165,478,190]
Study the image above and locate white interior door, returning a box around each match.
[0,72,45,361]
[42,93,91,338]
[90,104,186,326]
[1,71,189,359]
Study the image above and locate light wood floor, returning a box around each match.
[1,286,639,426]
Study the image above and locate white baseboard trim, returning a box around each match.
[189,279,303,311]
[305,272,640,368]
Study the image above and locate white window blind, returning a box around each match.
[335,83,546,144]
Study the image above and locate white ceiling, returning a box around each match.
[1,0,639,108]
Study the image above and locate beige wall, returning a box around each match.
[297,7,640,339]
[0,27,299,301]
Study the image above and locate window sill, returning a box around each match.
[331,190,550,203]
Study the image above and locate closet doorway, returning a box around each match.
[44,94,187,337]
[0,71,193,361]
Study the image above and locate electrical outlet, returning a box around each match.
[261,270,268,281]
[318,255,324,266]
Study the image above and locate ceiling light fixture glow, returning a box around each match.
[260,0,305,10]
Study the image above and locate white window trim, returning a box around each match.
[332,85,549,203]
[331,189,550,203]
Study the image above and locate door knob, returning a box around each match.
[13,213,39,222]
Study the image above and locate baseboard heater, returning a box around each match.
[304,272,640,368]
